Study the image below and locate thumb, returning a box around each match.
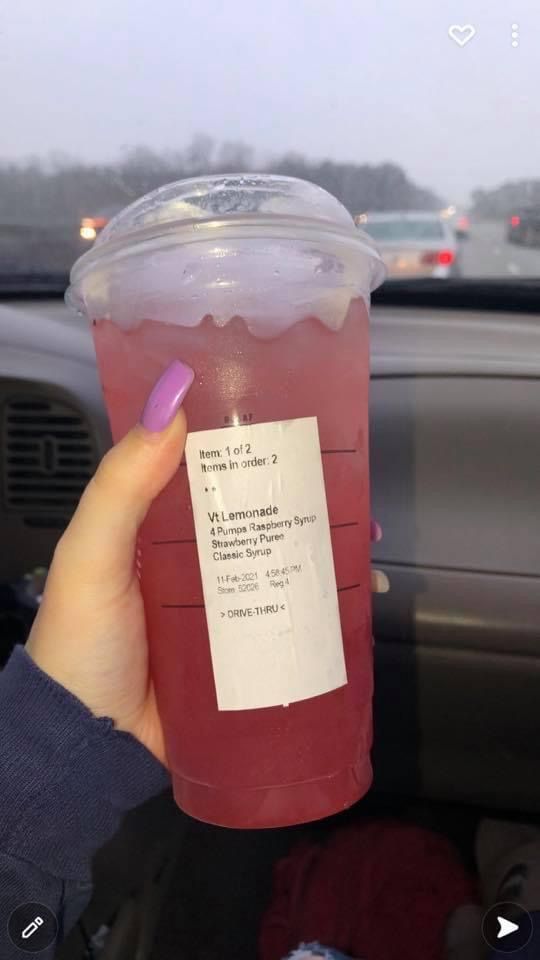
[55,360,194,588]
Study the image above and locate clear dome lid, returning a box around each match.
[68,174,385,335]
[96,174,366,247]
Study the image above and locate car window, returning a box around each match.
[2,1,539,285]
[364,220,446,242]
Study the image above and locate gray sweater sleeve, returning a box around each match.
[0,644,171,958]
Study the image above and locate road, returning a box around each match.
[2,218,540,281]
[0,223,81,276]
[460,220,540,278]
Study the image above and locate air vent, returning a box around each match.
[2,394,96,518]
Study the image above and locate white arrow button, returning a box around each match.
[497,916,519,939]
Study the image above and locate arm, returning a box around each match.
[0,645,169,959]
[1,361,194,956]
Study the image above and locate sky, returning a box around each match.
[3,0,539,204]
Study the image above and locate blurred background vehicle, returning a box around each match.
[440,205,471,240]
[79,205,122,246]
[507,206,540,247]
[356,211,459,279]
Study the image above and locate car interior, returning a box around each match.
[1,283,539,958]
[2,4,540,960]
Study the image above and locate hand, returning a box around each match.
[26,355,386,768]
[26,360,194,767]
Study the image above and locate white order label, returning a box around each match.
[185,416,346,711]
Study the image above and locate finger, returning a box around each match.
[55,360,194,587]
[371,569,390,593]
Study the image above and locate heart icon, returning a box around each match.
[448,24,476,46]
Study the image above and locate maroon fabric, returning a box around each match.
[259,821,478,960]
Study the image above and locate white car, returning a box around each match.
[356,211,459,279]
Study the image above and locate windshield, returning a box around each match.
[364,220,445,243]
[2,1,539,286]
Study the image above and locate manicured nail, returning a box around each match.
[371,569,390,594]
[140,360,194,432]
[370,519,383,543]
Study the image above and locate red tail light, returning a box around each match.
[81,216,108,229]
[421,250,455,266]
[510,215,521,227]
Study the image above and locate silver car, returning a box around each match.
[356,211,459,278]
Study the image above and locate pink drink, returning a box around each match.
[70,175,384,827]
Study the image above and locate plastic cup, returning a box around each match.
[67,174,385,828]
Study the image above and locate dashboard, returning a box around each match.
[1,299,540,812]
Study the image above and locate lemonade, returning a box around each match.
[92,298,373,827]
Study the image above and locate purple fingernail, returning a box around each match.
[370,519,383,543]
[140,360,194,432]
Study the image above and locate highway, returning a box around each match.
[2,219,540,282]
[460,220,540,278]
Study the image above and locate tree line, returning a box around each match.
[471,179,540,218]
[1,136,443,227]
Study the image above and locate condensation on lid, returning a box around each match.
[96,174,357,247]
